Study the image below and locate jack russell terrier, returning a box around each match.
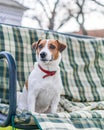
[17,39,66,113]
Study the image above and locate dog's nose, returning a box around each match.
[40,52,47,58]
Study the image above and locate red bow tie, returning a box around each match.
[38,64,56,78]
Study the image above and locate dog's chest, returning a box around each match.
[36,78,58,100]
[35,82,56,109]
[28,63,61,113]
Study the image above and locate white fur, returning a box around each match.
[39,40,52,62]
[17,40,63,113]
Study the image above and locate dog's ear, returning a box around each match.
[32,39,41,50]
[56,40,66,52]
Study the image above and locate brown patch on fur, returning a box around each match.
[56,40,66,52]
[25,80,28,90]
[32,39,42,50]
[48,40,59,60]
[32,39,66,60]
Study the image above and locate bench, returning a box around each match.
[0,23,104,129]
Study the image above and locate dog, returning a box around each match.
[17,39,66,113]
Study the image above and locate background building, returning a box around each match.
[0,0,28,26]
[74,29,104,38]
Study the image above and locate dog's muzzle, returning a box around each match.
[40,52,47,59]
[39,52,53,62]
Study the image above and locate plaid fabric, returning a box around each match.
[0,24,104,129]
[60,37,104,102]
[0,103,38,129]
[0,24,104,102]
[0,102,104,129]
[70,110,104,129]
[33,112,76,130]
[58,96,104,112]
[33,111,104,130]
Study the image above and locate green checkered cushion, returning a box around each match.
[0,24,104,103]
[70,110,104,129]
[60,37,104,102]
[0,25,35,103]
[33,112,76,130]
[0,59,9,103]
[1,102,104,130]
[0,103,38,128]
[59,96,104,112]
[33,111,104,130]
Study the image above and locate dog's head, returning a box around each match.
[32,39,66,64]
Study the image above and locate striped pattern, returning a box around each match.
[61,37,104,101]
[33,112,76,130]
[33,111,104,130]
[0,24,104,102]
[1,100,104,129]
[0,24,104,129]
[0,103,38,128]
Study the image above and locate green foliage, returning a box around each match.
[0,126,20,130]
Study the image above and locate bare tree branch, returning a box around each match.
[31,16,43,28]
[15,0,104,34]
[75,0,87,35]
[91,0,104,7]
[45,0,51,13]
[53,0,60,12]
[48,0,60,29]
[38,0,49,19]
[57,15,72,30]
[56,6,74,30]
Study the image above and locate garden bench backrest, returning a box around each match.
[0,24,104,105]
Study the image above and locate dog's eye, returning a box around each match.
[38,44,43,49]
[49,44,56,49]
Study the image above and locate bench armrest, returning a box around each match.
[0,51,17,126]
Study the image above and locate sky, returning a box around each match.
[21,0,104,33]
